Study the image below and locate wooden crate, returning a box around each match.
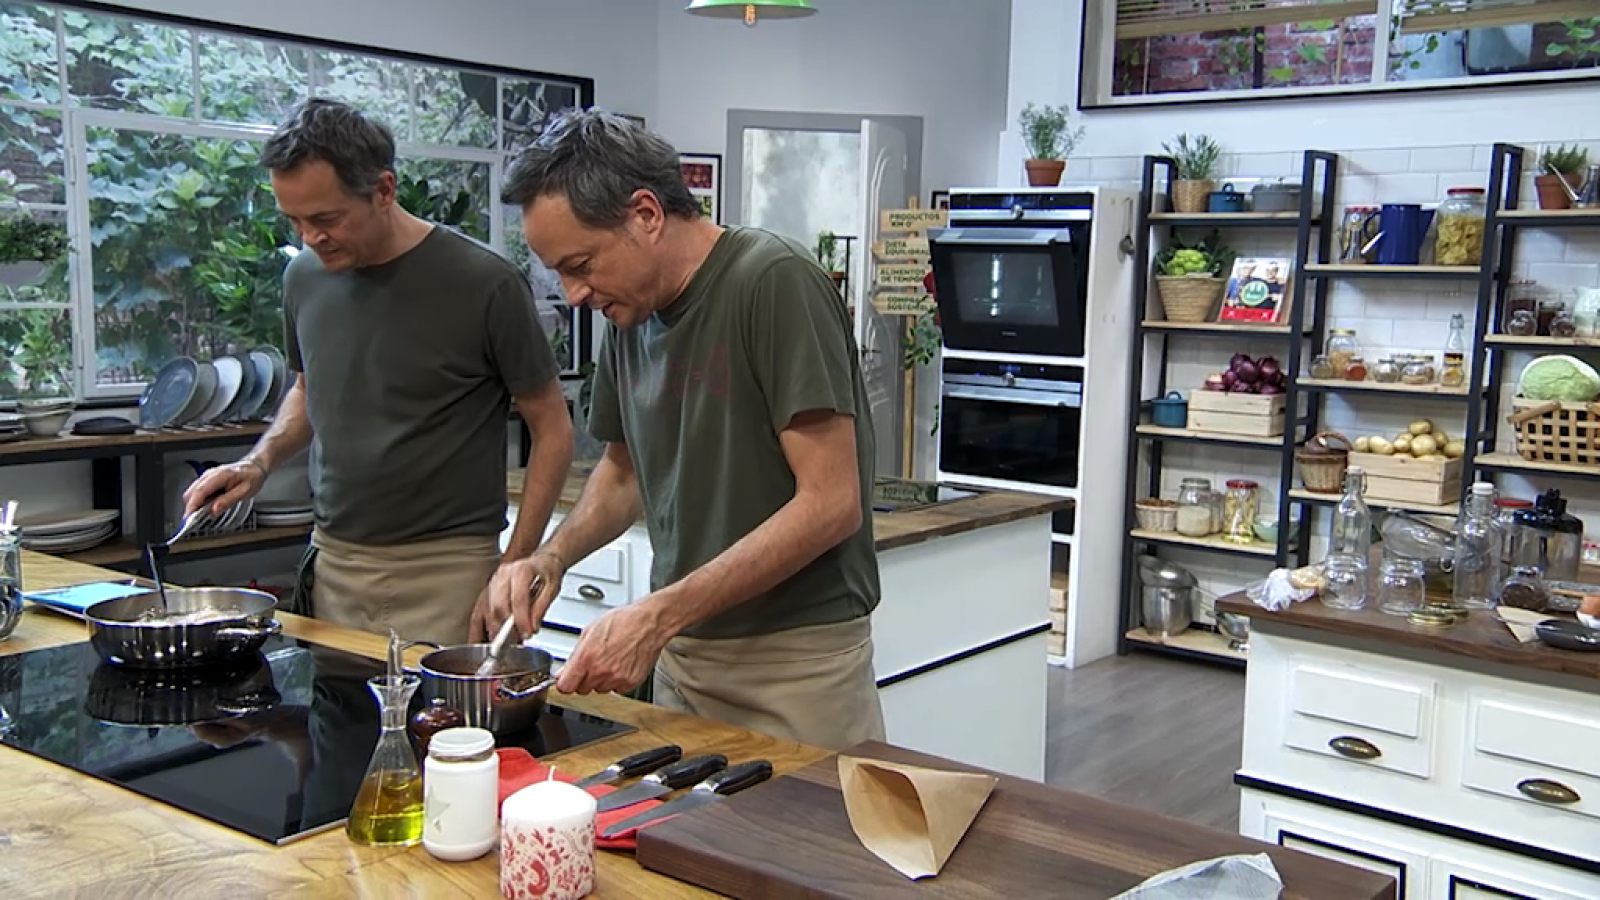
[1046,630,1066,657]
[1186,390,1286,437]
[1348,451,1462,506]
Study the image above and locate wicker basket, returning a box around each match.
[1155,275,1224,322]
[1136,498,1178,532]
[1509,399,1600,467]
[1171,179,1215,214]
[1296,431,1353,494]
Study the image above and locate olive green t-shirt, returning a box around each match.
[587,226,880,640]
[284,226,558,545]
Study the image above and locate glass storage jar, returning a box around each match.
[1550,308,1578,338]
[1502,280,1538,333]
[1537,298,1566,336]
[1371,358,1402,383]
[1326,329,1359,379]
[1175,477,1217,537]
[1498,565,1548,612]
[1401,355,1437,385]
[1345,356,1368,381]
[1321,555,1369,610]
[1505,308,1537,336]
[1376,557,1426,616]
[1308,354,1335,380]
[1222,479,1260,545]
[1434,187,1486,266]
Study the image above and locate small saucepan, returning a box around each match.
[84,586,282,670]
[413,643,555,737]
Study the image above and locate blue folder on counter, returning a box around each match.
[24,581,150,617]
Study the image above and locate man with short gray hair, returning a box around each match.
[486,109,885,751]
[183,97,574,647]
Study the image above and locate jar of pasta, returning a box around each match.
[1434,187,1486,267]
[1222,479,1260,545]
[1326,329,1359,379]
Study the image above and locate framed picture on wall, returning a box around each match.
[679,152,722,224]
[930,190,950,211]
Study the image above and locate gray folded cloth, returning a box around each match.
[1112,853,1283,900]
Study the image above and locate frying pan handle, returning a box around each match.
[215,618,282,644]
[499,676,556,699]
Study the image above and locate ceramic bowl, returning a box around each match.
[21,409,71,437]
[1253,518,1278,543]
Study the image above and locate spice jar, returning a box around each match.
[1326,329,1359,379]
[410,697,467,758]
[1502,280,1537,334]
[1401,355,1436,385]
[1434,187,1487,266]
[1498,565,1548,612]
[1551,309,1578,338]
[1308,354,1335,380]
[1505,308,1537,336]
[1344,356,1368,381]
[1223,479,1260,545]
[1175,477,1217,537]
[1372,358,1402,383]
[1537,298,1566,336]
[423,727,501,861]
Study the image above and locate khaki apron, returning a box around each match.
[652,616,887,752]
[294,528,502,646]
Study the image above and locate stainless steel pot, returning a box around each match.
[84,586,282,669]
[417,643,554,737]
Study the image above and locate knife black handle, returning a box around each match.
[648,753,727,789]
[701,759,773,796]
[612,744,683,779]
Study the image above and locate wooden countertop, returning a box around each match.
[1217,592,1600,682]
[510,465,1074,553]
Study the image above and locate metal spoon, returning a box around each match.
[475,576,545,677]
[164,506,212,547]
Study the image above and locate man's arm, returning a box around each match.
[243,373,314,473]
[501,379,574,562]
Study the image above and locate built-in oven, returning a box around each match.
[927,191,1095,359]
[937,356,1082,492]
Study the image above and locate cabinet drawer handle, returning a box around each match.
[1328,736,1382,760]
[1517,778,1581,805]
[577,584,606,602]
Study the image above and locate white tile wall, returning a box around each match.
[1090,141,1600,602]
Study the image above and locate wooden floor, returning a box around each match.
[1045,651,1245,832]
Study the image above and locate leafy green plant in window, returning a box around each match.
[1546,18,1600,67]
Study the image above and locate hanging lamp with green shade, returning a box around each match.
[685,0,817,27]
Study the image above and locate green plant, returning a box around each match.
[1155,231,1235,278]
[1540,143,1591,177]
[397,172,489,242]
[1547,17,1600,66]
[0,213,68,264]
[904,309,942,370]
[1162,133,1223,181]
[814,230,840,271]
[1018,103,1085,161]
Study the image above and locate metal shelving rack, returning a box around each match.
[1117,150,1339,668]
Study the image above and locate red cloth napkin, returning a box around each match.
[496,747,667,851]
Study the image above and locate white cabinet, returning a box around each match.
[1282,660,1439,781]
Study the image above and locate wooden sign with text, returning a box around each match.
[879,208,948,233]
[871,293,936,316]
[875,264,931,289]
[873,237,930,261]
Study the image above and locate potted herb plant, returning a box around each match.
[1018,102,1085,188]
[1153,231,1235,323]
[1162,133,1224,214]
[1536,144,1590,211]
[0,211,69,287]
[814,230,846,289]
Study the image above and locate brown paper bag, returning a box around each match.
[837,755,998,880]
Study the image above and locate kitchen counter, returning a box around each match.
[509,465,1075,553]
[0,551,1396,899]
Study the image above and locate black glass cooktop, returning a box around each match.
[0,636,633,845]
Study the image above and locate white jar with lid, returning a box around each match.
[423,726,500,861]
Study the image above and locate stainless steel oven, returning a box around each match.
[937,357,1082,492]
[928,191,1095,359]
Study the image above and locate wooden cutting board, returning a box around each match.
[636,741,1395,899]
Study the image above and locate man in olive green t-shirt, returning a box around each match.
[484,109,885,751]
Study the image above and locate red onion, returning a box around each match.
[1229,381,1253,393]
[1234,360,1260,384]
[1220,370,1238,389]
[1258,382,1283,395]
[1258,357,1281,381]
[1230,352,1252,370]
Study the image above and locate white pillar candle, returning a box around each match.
[500,778,597,900]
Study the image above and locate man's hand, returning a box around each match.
[182,459,267,520]
[555,603,670,696]
[471,552,565,641]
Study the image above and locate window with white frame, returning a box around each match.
[0,1,590,403]
[1079,0,1600,107]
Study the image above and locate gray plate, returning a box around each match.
[138,357,198,429]
[1536,618,1600,653]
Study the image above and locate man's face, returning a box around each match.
[270,160,392,271]
[522,191,663,330]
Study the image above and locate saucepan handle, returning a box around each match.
[498,676,556,699]
[215,618,283,644]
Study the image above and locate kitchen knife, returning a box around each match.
[594,753,728,812]
[601,759,773,839]
[571,744,684,789]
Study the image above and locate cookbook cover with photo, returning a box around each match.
[1219,257,1293,324]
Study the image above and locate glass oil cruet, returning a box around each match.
[348,630,425,846]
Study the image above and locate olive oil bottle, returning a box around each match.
[347,667,425,847]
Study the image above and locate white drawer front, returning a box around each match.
[1463,694,1600,822]
[1260,809,1423,897]
[569,543,628,586]
[1284,661,1438,780]
[525,628,578,663]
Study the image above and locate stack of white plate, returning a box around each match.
[13,509,120,554]
[255,501,313,528]
[0,413,24,443]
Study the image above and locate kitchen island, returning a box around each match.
[0,550,1398,898]
[507,465,1068,781]
[1217,593,1600,898]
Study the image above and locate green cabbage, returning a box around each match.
[1519,354,1600,402]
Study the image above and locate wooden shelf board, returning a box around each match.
[65,525,312,566]
[1303,263,1482,277]
[1134,424,1282,446]
[1140,320,1293,334]
[1498,208,1600,221]
[1149,212,1306,222]
[1484,334,1600,348]
[1125,627,1247,662]
[1289,488,1458,517]
[1129,528,1278,557]
[1296,377,1470,397]
[1473,452,1600,479]
[0,423,268,459]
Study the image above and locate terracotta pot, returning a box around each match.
[828,270,846,290]
[1025,158,1066,187]
[1535,172,1581,211]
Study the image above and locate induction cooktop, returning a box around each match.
[0,636,634,845]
